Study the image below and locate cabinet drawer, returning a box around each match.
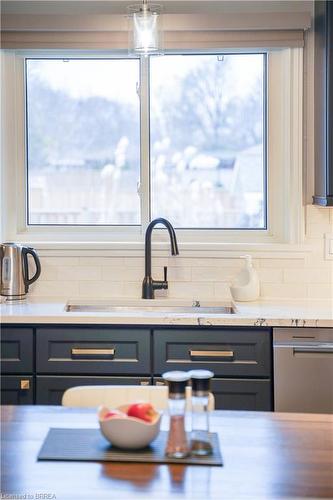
[36,328,151,375]
[1,327,33,374]
[211,378,272,411]
[153,377,272,411]
[1,376,34,405]
[154,328,271,377]
[36,376,151,405]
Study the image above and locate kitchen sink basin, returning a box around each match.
[65,299,237,315]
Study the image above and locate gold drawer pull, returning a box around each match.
[189,350,234,359]
[71,348,115,358]
[20,380,30,390]
[140,381,150,386]
[155,381,165,386]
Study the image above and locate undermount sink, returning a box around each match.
[65,299,237,315]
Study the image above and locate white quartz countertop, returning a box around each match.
[0,297,332,328]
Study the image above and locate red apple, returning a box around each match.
[127,403,158,422]
[103,410,127,420]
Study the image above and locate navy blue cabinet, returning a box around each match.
[153,328,272,410]
[36,376,151,405]
[1,327,34,405]
[1,324,273,411]
[154,328,271,377]
[153,377,272,411]
[210,378,272,411]
[1,376,34,405]
[1,327,33,373]
[36,327,151,375]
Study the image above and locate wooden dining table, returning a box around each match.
[1,405,333,500]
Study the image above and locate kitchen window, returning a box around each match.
[150,54,266,229]
[26,58,141,226]
[26,54,266,230]
[1,48,303,247]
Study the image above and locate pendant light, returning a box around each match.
[127,0,163,56]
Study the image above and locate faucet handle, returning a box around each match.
[164,266,168,283]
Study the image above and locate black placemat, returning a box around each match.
[37,428,223,466]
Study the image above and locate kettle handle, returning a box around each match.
[22,247,41,292]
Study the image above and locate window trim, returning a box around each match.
[1,48,304,251]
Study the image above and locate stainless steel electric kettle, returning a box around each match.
[0,243,41,300]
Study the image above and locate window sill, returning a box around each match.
[29,241,312,259]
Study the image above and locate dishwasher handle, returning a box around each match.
[293,345,333,355]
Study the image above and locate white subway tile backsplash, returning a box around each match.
[214,282,234,298]
[58,266,102,281]
[122,282,142,297]
[40,266,58,281]
[79,257,124,267]
[284,268,332,284]
[259,259,304,269]
[260,283,308,299]
[152,266,191,282]
[257,268,283,283]
[121,257,146,268]
[191,267,238,282]
[102,267,143,282]
[307,284,333,299]
[168,282,215,299]
[42,257,80,267]
[31,280,79,297]
[78,281,123,298]
[169,257,240,268]
[29,207,333,301]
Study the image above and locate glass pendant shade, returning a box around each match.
[128,2,163,55]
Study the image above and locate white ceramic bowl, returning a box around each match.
[98,404,162,450]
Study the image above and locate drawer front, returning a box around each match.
[153,377,272,411]
[1,376,34,405]
[154,329,271,377]
[211,378,272,411]
[1,327,33,374]
[36,328,151,375]
[36,376,151,405]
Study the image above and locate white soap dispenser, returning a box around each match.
[230,255,260,302]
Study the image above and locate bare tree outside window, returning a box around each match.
[26,59,141,225]
[150,54,266,228]
[25,54,266,229]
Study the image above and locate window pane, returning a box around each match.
[150,54,266,229]
[26,59,140,225]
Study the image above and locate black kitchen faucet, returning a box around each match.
[142,218,179,299]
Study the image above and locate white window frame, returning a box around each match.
[1,48,304,254]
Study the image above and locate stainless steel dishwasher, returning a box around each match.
[273,328,333,413]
